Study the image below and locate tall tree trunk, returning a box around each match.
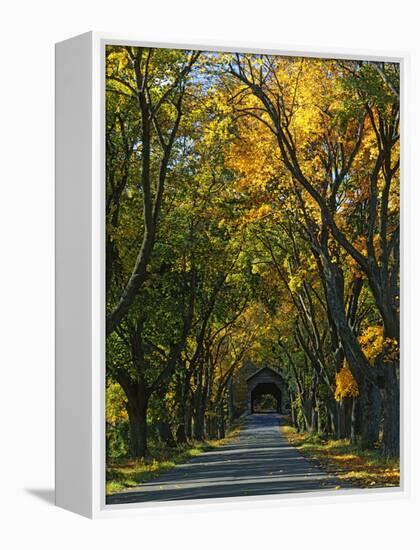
[302,396,314,432]
[217,401,226,439]
[227,376,235,422]
[155,387,176,447]
[193,383,206,440]
[194,406,205,440]
[311,403,318,435]
[205,413,213,439]
[176,422,187,445]
[125,388,148,458]
[381,364,400,457]
[341,399,351,438]
[290,392,297,427]
[176,389,188,444]
[359,379,381,450]
[185,397,193,440]
[325,403,332,435]
[327,398,340,437]
[350,397,358,445]
[157,420,176,447]
[316,396,324,435]
[175,380,187,445]
[334,400,344,439]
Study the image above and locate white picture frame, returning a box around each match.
[55,31,409,519]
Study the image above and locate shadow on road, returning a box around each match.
[107,414,340,505]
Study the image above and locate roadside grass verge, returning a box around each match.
[106,420,243,495]
[282,424,400,489]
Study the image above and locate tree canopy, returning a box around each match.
[105,46,400,463]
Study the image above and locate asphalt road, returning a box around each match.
[106,413,341,505]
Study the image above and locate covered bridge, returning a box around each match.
[246,366,288,414]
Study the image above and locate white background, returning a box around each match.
[1,0,418,548]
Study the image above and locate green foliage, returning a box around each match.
[105,45,400,476]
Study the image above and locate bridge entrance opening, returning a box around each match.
[250,382,282,413]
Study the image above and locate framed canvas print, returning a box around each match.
[55,32,406,518]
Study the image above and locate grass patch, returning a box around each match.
[106,421,243,495]
[282,424,400,489]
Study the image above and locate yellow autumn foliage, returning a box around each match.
[358,326,399,366]
[247,204,272,223]
[106,382,128,426]
[359,325,384,364]
[335,363,359,401]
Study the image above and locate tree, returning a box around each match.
[106,46,200,335]
[226,55,399,456]
[105,49,400,464]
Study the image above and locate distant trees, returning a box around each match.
[105,47,400,460]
